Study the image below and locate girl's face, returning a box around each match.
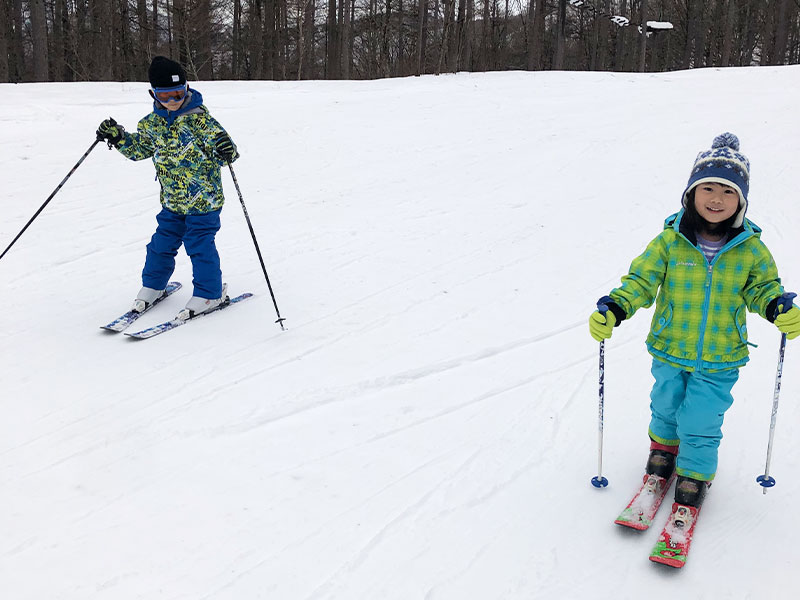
[693,182,740,224]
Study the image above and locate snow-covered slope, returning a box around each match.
[2,67,799,599]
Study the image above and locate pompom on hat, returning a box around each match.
[682,132,750,228]
[148,56,187,88]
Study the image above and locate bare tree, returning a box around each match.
[0,0,7,82]
[30,0,49,81]
[637,0,648,71]
[417,0,429,75]
[772,0,792,65]
[720,0,737,66]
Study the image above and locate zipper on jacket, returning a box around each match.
[695,262,715,372]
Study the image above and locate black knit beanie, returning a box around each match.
[148,56,187,88]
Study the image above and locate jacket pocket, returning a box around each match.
[734,305,757,347]
[652,302,673,336]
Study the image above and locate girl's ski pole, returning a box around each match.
[592,304,610,488]
[757,292,797,493]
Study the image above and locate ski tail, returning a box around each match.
[101,282,182,332]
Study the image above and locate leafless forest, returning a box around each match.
[2,0,799,82]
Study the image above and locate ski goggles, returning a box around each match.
[151,84,188,103]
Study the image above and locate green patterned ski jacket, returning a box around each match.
[609,210,784,372]
[115,90,238,215]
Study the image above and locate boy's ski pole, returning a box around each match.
[227,163,286,330]
[592,304,610,488]
[1,139,102,262]
[757,292,796,493]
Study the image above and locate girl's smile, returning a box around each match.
[693,182,740,224]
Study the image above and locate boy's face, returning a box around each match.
[693,182,740,224]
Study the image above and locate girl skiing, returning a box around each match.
[96,56,239,320]
[589,133,800,516]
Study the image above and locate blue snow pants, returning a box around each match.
[647,358,739,481]
[142,207,223,299]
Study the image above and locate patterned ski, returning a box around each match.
[125,293,253,340]
[101,282,182,332]
[649,503,701,568]
[615,472,675,531]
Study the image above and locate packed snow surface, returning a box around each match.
[2,66,799,599]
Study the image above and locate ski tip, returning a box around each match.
[615,519,649,531]
[649,555,686,568]
[591,476,609,488]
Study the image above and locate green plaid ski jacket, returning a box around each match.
[609,211,784,372]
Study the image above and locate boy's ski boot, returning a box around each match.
[176,283,229,321]
[132,286,167,313]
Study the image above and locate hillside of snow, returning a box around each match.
[2,66,799,599]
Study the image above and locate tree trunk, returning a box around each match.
[0,0,8,82]
[51,0,65,81]
[463,0,474,70]
[597,0,610,70]
[151,0,160,57]
[481,0,491,70]
[233,0,242,77]
[11,0,24,81]
[638,0,648,72]
[30,0,49,81]
[553,0,567,70]
[195,0,213,79]
[720,0,736,67]
[772,0,791,65]
[682,0,697,68]
[437,0,455,74]
[614,1,627,70]
[528,0,545,70]
[417,0,428,75]
[327,0,339,78]
[249,0,264,78]
[262,0,276,80]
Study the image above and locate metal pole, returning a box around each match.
[757,333,787,494]
[1,139,101,262]
[592,306,609,488]
[757,292,796,493]
[227,163,286,330]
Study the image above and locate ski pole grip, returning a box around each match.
[774,292,797,320]
[597,295,615,319]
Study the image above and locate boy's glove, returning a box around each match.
[589,309,617,342]
[775,306,800,340]
[213,133,237,161]
[96,118,125,146]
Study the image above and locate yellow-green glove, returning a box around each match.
[589,309,617,342]
[775,306,800,340]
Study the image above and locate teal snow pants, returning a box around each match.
[647,358,739,481]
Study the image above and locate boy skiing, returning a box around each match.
[588,133,800,565]
[96,56,239,321]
